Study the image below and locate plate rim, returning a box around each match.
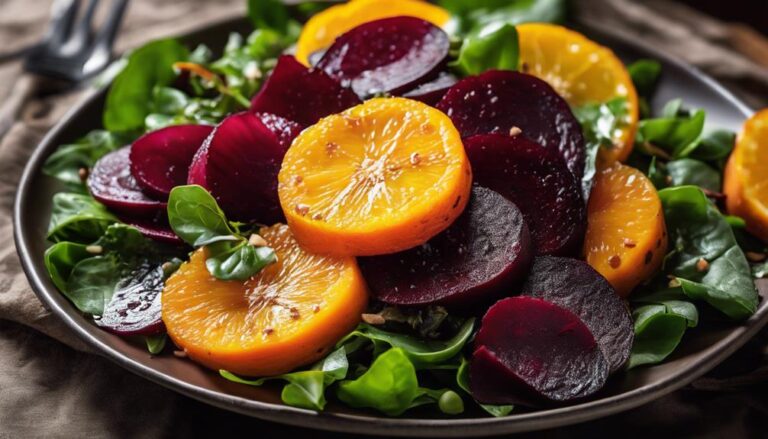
[12,17,766,437]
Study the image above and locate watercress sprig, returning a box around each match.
[167,185,276,281]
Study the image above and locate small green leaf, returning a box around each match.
[42,130,127,189]
[44,242,90,292]
[650,158,721,192]
[452,21,518,76]
[47,193,119,243]
[637,106,706,159]
[628,301,696,368]
[628,59,661,99]
[167,185,236,246]
[689,129,735,163]
[145,334,167,355]
[456,357,513,416]
[65,255,122,315]
[247,0,291,33]
[205,240,277,281]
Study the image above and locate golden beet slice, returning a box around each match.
[162,224,367,376]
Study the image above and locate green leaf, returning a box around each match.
[650,158,721,192]
[145,334,167,355]
[659,186,758,320]
[104,39,189,132]
[42,130,127,189]
[47,193,119,243]
[628,59,661,99]
[167,185,236,246]
[205,240,277,281]
[337,318,475,367]
[628,301,697,368]
[94,224,155,256]
[451,22,518,76]
[247,0,290,33]
[150,86,189,115]
[65,254,122,315]
[689,129,735,163]
[447,0,566,32]
[456,357,514,416]
[637,106,706,159]
[44,242,90,292]
[336,348,421,416]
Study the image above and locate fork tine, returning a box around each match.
[92,0,128,51]
[44,0,80,45]
[66,0,99,50]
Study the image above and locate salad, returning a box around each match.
[41,0,767,417]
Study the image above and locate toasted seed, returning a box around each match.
[85,245,103,255]
[623,238,637,248]
[746,251,767,262]
[248,234,268,247]
[312,304,321,313]
[608,255,621,269]
[509,126,522,137]
[78,167,89,181]
[263,327,274,336]
[410,152,421,166]
[295,204,310,215]
[668,277,681,288]
[361,313,386,325]
[173,350,187,358]
[696,258,709,272]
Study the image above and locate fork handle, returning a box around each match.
[0,75,40,141]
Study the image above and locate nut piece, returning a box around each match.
[623,238,637,248]
[746,251,767,262]
[509,126,522,137]
[361,313,386,325]
[248,234,268,247]
[173,350,188,358]
[263,327,274,336]
[608,254,621,269]
[294,203,310,216]
[696,258,709,272]
[78,167,89,182]
[85,245,103,255]
[409,152,421,166]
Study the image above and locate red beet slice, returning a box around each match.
[359,186,532,308]
[94,263,165,336]
[464,133,586,256]
[250,55,361,126]
[471,297,608,405]
[88,147,166,217]
[401,72,457,106]
[254,112,303,149]
[436,70,585,179]
[316,17,450,98]
[187,111,288,223]
[130,124,214,200]
[521,256,633,373]
[118,215,184,245]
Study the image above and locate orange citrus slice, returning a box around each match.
[517,23,639,163]
[162,224,367,376]
[278,97,472,256]
[295,0,451,65]
[584,162,667,297]
[725,109,768,242]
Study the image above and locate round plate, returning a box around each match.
[13,16,768,437]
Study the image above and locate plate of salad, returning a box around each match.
[14,0,768,436]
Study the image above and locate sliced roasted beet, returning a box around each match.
[401,72,457,106]
[118,215,184,245]
[521,256,633,373]
[436,70,585,179]
[316,17,450,98]
[130,124,214,200]
[465,133,586,256]
[95,263,165,336]
[186,111,287,223]
[471,296,608,405]
[88,147,166,217]
[359,186,532,308]
[250,55,361,126]
[254,112,303,149]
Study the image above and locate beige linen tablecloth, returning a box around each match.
[1,0,767,437]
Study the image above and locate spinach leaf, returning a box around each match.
[659,186,758,320]
[65,254,122,315]
[42,130,127,190]
[145,334,167,355]
[637,105,706,159]
[451,21,518,76]
[628,59,661,99]
[167,185,276,281]
[444,0,565,32]
[337,318,475,367]
[336,348,424,416]
[47,193,119,243]
[104,39,189,133]
[649,158,721,192]
[247,0,291,34]
[689,129,735,163]
[573,97,629,198]
[628,299,697,368]
[456,357,514,416]
[44,242,90,292]
[220,346,348,410]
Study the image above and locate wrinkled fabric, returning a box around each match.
[0,0,767,437]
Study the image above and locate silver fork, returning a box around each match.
[0,0,129,139]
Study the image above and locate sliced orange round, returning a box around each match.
[517,23,639,163]
[278,97,472,256]
[725,109,768,242]
[584,162,667,297]
[162,224,367,376]
[295,0,451,66]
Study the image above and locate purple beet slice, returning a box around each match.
[436,70,585,179]
[359,186,532,308]
[316,16,450,98]
[464,133,586,256]
[521,256,633,373]
[250,55,361,126]
[470,296,608,405]
[88,146,167,218]
[401,72,457,106]
[95,263,165,336]
[187,111,288,223]
[118,215,184,245]
[254,112,303,149]
[130,124,214,200]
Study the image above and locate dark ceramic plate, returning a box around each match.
[13,16,768,437]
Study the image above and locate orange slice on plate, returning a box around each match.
[584,162,667,297]
[724,109,768,242]
[278,97,472,256]
[162,224,367,376]
[517,23,639,163]
[295,0,451,65]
